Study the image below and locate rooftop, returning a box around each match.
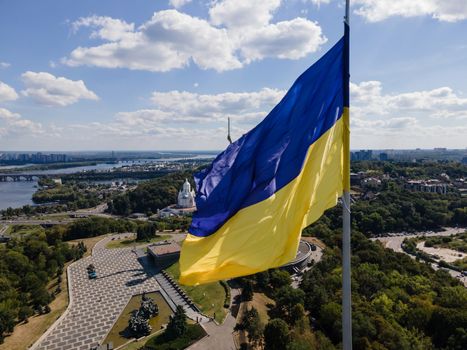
[148,241,181,256]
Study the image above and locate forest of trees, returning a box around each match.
[107,171,195,216]
[0,226,86,342]
[301,186,467,238]
[236,219,467,349]
[32,182,107,210]
[351,160,467,180]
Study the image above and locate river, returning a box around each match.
[0,155,215,210]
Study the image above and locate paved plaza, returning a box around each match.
[32,234,205,350]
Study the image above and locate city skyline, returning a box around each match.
[1,0,467,151]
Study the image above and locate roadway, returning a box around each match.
[373,227,466,287]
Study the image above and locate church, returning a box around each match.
[157,179,196,218]
[177,179,196,208]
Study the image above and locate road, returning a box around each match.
[373,227,466,287]
[0,205,116,226]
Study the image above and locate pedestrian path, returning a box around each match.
[31,234,210,350]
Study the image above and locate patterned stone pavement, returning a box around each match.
[33,234,162,350]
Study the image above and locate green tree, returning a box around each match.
[165,305,187,340]
[264,318,289,350]
[274,286,305,320]
[242,280,254,302]
[270,269,291,289]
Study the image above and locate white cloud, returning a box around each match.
[0,81,19,102]
[352,0,467,22]
[351,80,467,119]
[349,80,467,148]
[309,0,331,6]
[0,107,43,135]
[209,0,281,29]
[0,107,20,121]
[237,18,326,62]
[169,0,192,9]
[72,15,135,41]
[113,88,284,132]
[21,71,99,107]
[150,88,284,120]
[65,11,242,72]
[0,62,11,68]
[64,1,327,72]
[65,87,285,148]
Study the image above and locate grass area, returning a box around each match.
[119,331,163,350]
[3,225,12,235]
[452,257,467,271]
[8,224,46,236]
[234,292,275,348]
[103,292,173,348]
[0,261,70,350]
[105,234,171,249]
[165,262,227,323]
[144,323,206,350]
[33,213,72,221]
[68,234,108,257]
[425,231,467,253]
[301,236,327,249]
[0,234,104,350]
[248,293,275,325]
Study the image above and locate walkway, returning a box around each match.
[155,272,209,322]
[31,234,207,350]
[187,288,240,350]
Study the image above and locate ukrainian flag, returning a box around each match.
[180,34,350,285]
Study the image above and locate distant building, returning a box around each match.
[405,180,448,194]
[362,177,382,189]
[280,240,313,274]
[177,179,195,208]
[379,152,389,161]
[147,241,181,265]
[130,213,147,220]
[350,172,362,186]
[351,150,373,161]
[158,179,196,218]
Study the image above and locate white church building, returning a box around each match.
[157,179,197,218]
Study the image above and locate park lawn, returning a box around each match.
[165,262,227,323]
[425,231,467,253]
[144,323,206,350]
[0,233,104,350]
[301,236,327,249]
[68,234,109,257]
[4,225,12,235]
[248,293,275,325]
[106,234,171,249]
[452,257,467,270]
[33,213,72,221]
[119,330,163,350]
[9,224,46,236]
[0,260,70,350]
[103,292,173,348]
[234,292,275,349]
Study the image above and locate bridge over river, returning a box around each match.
[0,174,49,182]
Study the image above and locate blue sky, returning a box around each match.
[0,0,466,151]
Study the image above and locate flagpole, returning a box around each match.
[342,1,352,349]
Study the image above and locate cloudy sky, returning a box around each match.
[0,0,466,151]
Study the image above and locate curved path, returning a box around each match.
[373,227,467,287]
[31,234,207,350]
